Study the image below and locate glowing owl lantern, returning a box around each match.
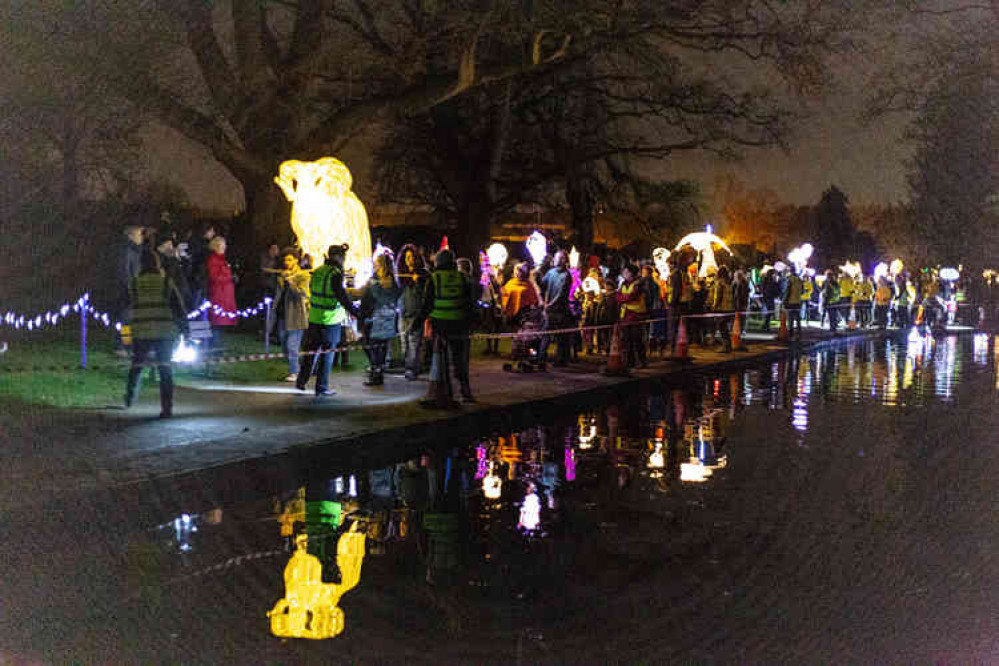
[526,231,547,266]
[274,157,373,282]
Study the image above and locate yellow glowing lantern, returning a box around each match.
[569,246,581,269]
[268,530,366,640]
[274,157,372,282]
[890,259,904,276]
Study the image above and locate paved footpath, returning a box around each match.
[0,326,892,509]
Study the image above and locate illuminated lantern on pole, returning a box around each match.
[486,243,508,271]
[653,247,671,276]
[274,157,372,283]
[674,225,732,278]
[526,231,547,266]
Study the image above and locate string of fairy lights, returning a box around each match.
[1,292,273,332]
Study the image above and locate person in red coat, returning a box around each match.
[206,236,237,349]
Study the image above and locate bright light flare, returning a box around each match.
[839,261,862,278]
[486,243,508,270]
[274,157,372,282]
[172,338,198,363]
[788,243,813,270]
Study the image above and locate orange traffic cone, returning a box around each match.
[673,317,690,360]
[777,309,788,342]
[603,323,629,376]
[730,313,746,351]
[915,305,924,326]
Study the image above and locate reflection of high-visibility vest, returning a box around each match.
[620,281,648,317]
[429,269,469,321]
[308,265,346,325]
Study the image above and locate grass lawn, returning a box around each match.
[0,324,515,410]
[0,325,296,409]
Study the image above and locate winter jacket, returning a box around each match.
[501,278,540,321]
[206,252,237,327]
[274,267,310,331]
[711,277,734,312]
[539,267,573,313]
[361,279,402,340]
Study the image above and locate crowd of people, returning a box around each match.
[116,219,979,418]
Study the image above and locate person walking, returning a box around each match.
[783,268,804,341]
[124,250,186,418]
[501,262,541,326]
[874,276,892,329]
[420,248,475,406]
[574,267,604,355]
[711,266,735,351]
[853,276,874,328]
[115,224,145,355]
[205,236,237,350]
[822,270,840,332]
[761,269,780,332]
[360,254,402,386]
[296,244,361,396]
[273,249,310,381]
[396,244,429,381]
[538,250,574,367]
[616,264,648,368]
[733,269,751,345]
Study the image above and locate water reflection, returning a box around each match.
[39,333,993,658]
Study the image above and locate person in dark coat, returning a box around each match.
[116,224,145,353]
[396,244,430,380]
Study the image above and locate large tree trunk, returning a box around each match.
[453,199,495,262]
[236,176,291,260]
[566,170,594,252]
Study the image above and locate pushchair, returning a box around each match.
[503,306,548,373]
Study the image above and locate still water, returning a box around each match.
[4,334,999,664]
